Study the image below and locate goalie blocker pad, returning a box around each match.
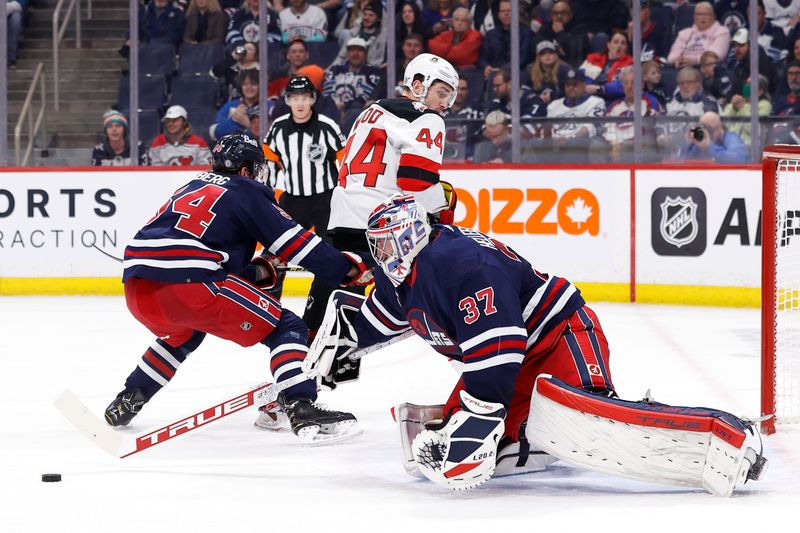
[391,403,557,479]
[527,375,767,497]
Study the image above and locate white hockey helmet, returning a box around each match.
[402,53,459,109]
[366,194,432,287]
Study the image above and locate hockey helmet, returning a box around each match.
[284,75,316,104]
[211,132,267,183]
[402,53,459,109]
[366,194,432,287]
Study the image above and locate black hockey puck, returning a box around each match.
[41,473,62,483]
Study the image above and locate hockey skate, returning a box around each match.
[104,388,147,427]
[281,394,361,445]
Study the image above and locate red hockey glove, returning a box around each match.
[250,254,286,289]
[340,251,374,287]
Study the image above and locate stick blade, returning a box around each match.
[54,390,124,457]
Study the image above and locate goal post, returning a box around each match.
[762,145,800,434]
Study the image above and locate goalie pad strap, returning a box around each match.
[527,375,755,497]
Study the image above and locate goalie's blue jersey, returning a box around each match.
[353,225,585,408]
[122,170,352,285]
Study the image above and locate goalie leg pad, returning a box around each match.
[526,375,766,497]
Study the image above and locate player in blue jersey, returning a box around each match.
[306,194,767,492]
[104,132,373,444]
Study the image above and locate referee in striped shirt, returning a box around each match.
[262,75,346,321]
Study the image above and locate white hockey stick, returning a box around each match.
[54,373,308,459]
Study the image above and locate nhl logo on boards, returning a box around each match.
[651,187,707,256]
[660,196,697,247]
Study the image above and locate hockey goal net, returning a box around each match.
[762,145,800,434]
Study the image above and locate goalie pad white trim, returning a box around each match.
[526,375,766,497]
[304,290,366,379]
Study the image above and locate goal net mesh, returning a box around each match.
[772,159,800,425]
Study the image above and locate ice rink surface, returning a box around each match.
[2,295,799,532]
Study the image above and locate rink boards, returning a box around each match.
[0,164,763,306]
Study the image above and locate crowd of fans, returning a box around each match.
[89,0,800,166]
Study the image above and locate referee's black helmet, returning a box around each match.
[285,75,316,101]
[211,132,267,182]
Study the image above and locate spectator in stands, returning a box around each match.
[183,0,227,44]
[603,66,663,162]
[678,111,748,163]
[715,0,748,34]
[246,105,262,137]
[581,30,633,91]
[478,0,535,79]
[309,0,343,35]
[471,0,502,35]
[764,0,800,35]
[643,59,669,109]
[388,33,426,86]
[774,61,800,116]
[335,0,381,44]
[699,51,733,105]
[535,1,589,67]
[397,0,431,55]
[730,28,777,97]
[423,0,456,36]
[661,66,721,156]
[628,0,670,60]
[335,1,386,66]
[280,0,328,43]
[428,7,482,70]
[442,76,485,159]
[226,0,281,47]
[473,110,512,163]
[486,67,546,123]
[141,0,185,46]
[323,37,383,130]
[755,0,790,62]
[268,39,323,97]
[148,105,212,166]
[91,110,150,167]
[546,67,606,163]
[210,68,260,140]
[210,41,259,99]
[5,0,26,69]
[668,2,730,68]
[723,74,771,147]
[527,40,570,104]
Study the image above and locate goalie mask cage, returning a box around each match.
[762,145,800,434]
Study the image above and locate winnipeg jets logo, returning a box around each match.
[659,196,698,248]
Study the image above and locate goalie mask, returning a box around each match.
[211,132,268,185]
[366,195,432,287]
[402,53,459,109]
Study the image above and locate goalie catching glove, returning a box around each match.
[411,390,505,490]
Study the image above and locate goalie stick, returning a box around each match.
[55,333,412,459]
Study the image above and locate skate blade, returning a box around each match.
[297,420,362,446]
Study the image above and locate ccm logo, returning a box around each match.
[135,393,253,451]
[453,188,600,236]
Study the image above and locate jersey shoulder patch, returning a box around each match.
[376,98,439,123]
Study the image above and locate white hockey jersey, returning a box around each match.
[546,95,606,139]
[328,98,448,231]
[279,5,328,43]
